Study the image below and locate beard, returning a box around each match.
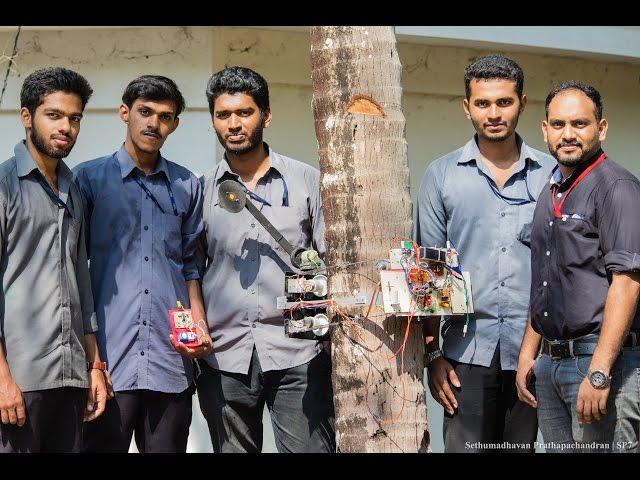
[471,117,518,143]
[549,140,599,168]
[30,123,74,159]
[217,124,264,156]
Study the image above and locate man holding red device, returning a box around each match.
[516,81,640,452]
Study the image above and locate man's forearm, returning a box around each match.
[590,271,640,373]
[84,333,101,363]
[0,340,12,379]
[422,316,441,352]
[518,312,542,362]
[187,280,206,324]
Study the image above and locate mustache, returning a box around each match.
[51,134,73,141]
[557,141,581,148]
[141,129,160,138]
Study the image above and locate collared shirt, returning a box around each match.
[200,144,325,374]
[0,141,97,392]
[530,151,640,340]
[417,134,555,370]
[73,145,203,393]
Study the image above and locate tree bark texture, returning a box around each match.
[310,26,429,453]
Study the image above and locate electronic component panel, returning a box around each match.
[378,241,474,316]
[282,272,330,340]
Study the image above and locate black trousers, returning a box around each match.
[443,343,538,452]
[0,387,86,453]
[196,348,335,453]
[83,387,193,453]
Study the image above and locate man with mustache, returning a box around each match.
[195,66,335,452]
[516,82,640,452]
[417,55,555,452]
[73,75,211,452]
[0,67,107,452]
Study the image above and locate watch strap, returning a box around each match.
[87,361,107,372]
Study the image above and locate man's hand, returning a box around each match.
[84,368,107,422]
[516,356,538,408]
[426,356,460,415]
[103,370,115,399]
[576,377,609,424]
[0,374,26,427]
[170,320,213,359]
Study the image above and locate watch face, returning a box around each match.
[590,371,608,389]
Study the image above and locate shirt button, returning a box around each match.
[556,192,562,198]
[143,320,147,326]
[499,317,504,323]
[546,251,550,256]
[500,212,505,217]
[140,351,145,356]
[144,225,149,231]
[543,281,548,286]
[500,281,505,286]
[145,289,149,294]
[501,247,506,253]
[251,223,256,228]
[549,221,553,226]
[543,311,548,317]
[144,256,149,261]
[252,323,257,328]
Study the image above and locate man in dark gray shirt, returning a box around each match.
[517,82,640,452]
[196,66,335,453]
[0,67,107,452]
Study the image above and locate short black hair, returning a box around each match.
[545,81,603,122]
[205,66,269,115]
[464,54,524,99]
[122,75,186,116]
[20,67,93,115]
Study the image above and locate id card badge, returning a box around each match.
[169,301,201,348]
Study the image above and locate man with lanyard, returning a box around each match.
[516,81,640,453]
[0,67,107,452]
[73,75,211,452]
[196,66,335,453]
[417,55,555,452]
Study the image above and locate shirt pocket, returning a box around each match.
[162,213,183,262]
[517,202,537,248]
[554,214,598,268]
[67,216,82,262]
[263,204,308,254]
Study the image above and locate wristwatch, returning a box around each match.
[424,349,443,367]
[87,361,108,372]
[587,370,611,389]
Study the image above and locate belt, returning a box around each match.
[541,329,640,360]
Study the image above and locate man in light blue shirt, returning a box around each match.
[73,75,210,452]
[417,55,555,452]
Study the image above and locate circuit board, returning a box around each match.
[379,241,474,316]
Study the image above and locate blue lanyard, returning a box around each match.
[134,174,179,216]
[34,172,74,217]
[227,175,289,207]
[483,160,535,206]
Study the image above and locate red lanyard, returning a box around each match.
[551,152,607,218]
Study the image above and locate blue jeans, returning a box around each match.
[613,346,640,452]
[535,347,640,453]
